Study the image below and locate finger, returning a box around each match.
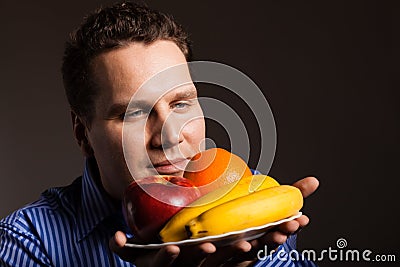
[265,231,288,246]
[251,230,288,250]
[295,214,310,228]
[150,245,180,267]
[220,242,264,265]
[277,220,300,235]
[292,177,319,198]
[230,232,288,263]
[174,242,216,266]
[202,240,252,267]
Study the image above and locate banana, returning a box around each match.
[186,185,303,239]
[159,175,279,242]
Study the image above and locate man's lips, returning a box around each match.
[150,158,190,174]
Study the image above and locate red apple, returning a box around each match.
[123,175,201,243]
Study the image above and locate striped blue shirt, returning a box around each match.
[0,160,317,266]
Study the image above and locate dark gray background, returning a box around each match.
[0,1,398,266]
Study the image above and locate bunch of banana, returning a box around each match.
[159,175,280,242]
[186,185,303,239]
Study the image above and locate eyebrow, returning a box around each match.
[105,102,127,119]
[172,88,197,100]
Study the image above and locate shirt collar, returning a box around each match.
[76,157,119,242]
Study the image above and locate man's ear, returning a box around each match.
[71,111,94,157]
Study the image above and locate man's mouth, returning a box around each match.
[150,158,190,175]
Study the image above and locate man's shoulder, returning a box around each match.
[0,176,83,232]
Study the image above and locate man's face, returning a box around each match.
[86,40,205,199]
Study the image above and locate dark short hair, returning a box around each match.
[62,1,192,125]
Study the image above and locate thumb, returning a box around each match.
[292,177,319,198]
[109,231,137,262]
[109,231,180,266]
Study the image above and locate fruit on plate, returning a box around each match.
[185,185,303,238]
[159,175,279,242]
[123,176,201,243]
[183,148,252,194]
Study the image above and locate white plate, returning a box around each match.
[125,212,302,249]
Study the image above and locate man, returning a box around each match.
[0,2,318,266]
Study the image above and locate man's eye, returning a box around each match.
[125,109,145,118]
[173,102,191,109]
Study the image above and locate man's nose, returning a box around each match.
[150,113,183,149]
